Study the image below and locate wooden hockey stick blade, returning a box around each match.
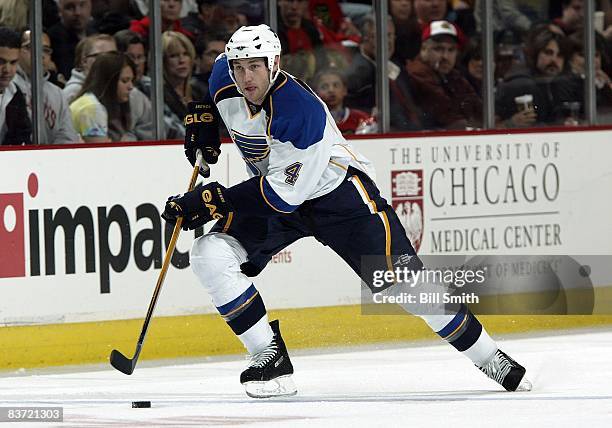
[109,151,206,375]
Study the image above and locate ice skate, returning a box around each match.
[240,320,297,398]
[477,349,532,392]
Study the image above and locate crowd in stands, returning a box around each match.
[1,0,612,145]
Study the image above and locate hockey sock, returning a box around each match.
[381,280,497,366]
[419,305,497,366]
[216,283,273,355]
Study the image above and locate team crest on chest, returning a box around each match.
[231,130,270,175]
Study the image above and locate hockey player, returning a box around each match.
[162,24,531,398]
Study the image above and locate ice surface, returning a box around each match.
[1,329,611,427]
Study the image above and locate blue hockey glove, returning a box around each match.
[161,182,232,230]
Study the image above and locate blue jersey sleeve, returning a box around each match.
[268,78,326,149]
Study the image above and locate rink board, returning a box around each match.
[1,128,612,368]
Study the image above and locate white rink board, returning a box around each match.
[1,130,611,324]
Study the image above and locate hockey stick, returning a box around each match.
[110,151,207,375]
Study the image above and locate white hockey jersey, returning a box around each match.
[209,55,374,216]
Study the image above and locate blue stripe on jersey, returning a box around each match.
[261,177,299,213]
[268,75,326,150]
[208,54,236,101]
[437,304,468,338]
[216,283,258,318]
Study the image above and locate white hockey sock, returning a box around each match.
[238,315,274,355]
[462,326,497,366]
[383,281,498,367]
[418,309,497,366]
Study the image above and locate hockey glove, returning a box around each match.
[184,100,221,177]
[161,182,232,230]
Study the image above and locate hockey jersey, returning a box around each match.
[209,54,374,217]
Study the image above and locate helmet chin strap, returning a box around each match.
[256,62,280,100]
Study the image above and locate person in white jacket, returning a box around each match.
[15,31,80,145]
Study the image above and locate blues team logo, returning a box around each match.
[391,170,424,252]
[231,129,270,175]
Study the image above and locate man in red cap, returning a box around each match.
[406,20,482,130]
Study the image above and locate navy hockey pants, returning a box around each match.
[212,167,421,290]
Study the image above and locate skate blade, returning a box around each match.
[244,375,297,399]
[516,377,533,392]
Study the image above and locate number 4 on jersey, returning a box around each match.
[284,162,303,185]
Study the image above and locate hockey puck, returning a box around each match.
[132,401,151,408]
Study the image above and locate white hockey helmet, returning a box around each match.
[225,24,282,87]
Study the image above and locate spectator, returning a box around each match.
[601,0,612,41]
[313,68,373,134]
[181,0,222,40]
[66,34,153,140]
[494,33,523,83]
[130,0,194,41]
[460,37,483,98]
[514,0,551,24]
[0,0,29,32]
[160,31,202,138]
[114,29,154,141]
[89,0,132,35]
[191,32,227,97]
[0,26,31,145]
[413,0,468,51]
[308,0,361,45]
[557,31,612,123]
[474,0,532,39]
[413,0,449,24]
[390,0,422,65]
[552,0,584,36]
[47,0,94,82]
[114,30,149,92]
[277,0,325,82]
[345,15,423,131]
[70,52,135,142]
[14,30,79,144]
[11,21,65,88]
[406,20,482,129]
[216,6,247,34]
[496,26,570,127]
[63,34,117,103]
[43,0,62,30]
[450,0,477,36]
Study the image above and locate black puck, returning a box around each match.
[132,401,151,408]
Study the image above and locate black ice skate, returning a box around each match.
[477,349,532,391]
[240,320,297,398]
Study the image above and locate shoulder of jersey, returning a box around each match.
[266,72,326,149]
[209,54,241,103]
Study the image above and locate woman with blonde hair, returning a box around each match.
[160,30,202,138]
[0,0,29,32]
